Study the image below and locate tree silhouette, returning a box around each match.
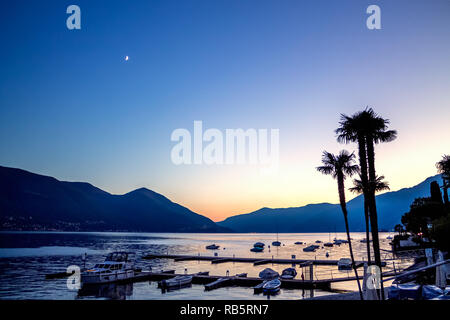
[316,150,363,299]
[336,107,397,300]
[436,155,450,205]
[349,174,390,264]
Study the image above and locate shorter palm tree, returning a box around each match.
[436,155,450,205]
[349,175,390,264]
[317,150,363,299]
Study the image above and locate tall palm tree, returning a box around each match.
[317,150,363,299]
[436,155,450,205]
[361,108,397,300]
[349,175,390,264]
[336,111,371,265]
[336,107,397,300]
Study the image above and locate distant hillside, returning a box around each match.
[0,166,228,232]
[1,165,445,233]
[217,174,446,232]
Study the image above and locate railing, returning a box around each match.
[382,259,449,283]
[314,269,353,281]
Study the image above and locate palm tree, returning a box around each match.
[436,155,450,205]
[336,111,372,266]
[336,107,397,300]
[361,109,396,300]
[349,175,390,264]
[350,175,390,194]
[317,150,363,299]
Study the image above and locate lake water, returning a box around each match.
[0,231,412,300]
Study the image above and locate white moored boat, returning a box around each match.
[160,275,193,289]
[262,279,281,294]
[81,252,135,285]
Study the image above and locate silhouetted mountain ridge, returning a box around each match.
[0,166,227,232]
[1,165,445,233]
[217,174,446,232]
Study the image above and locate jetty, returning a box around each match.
[91,270,394,290]
[46,268,396,291]
[204,273,247,291]
[45,253,395,294]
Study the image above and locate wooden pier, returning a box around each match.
[46,268,395,291]
[83,270,394,290]
[45,253,392,294]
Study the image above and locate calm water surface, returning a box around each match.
[0,232,412,300]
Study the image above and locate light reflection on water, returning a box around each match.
[0,232,412,300]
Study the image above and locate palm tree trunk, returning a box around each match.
[363,198,371,264]
[366,136,385,300]
[443,183,449,206]
[356,136,372,265]
[337,174,363,300]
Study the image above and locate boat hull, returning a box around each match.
[262,279,281,294]
[81,270,135,285]
[160,276,193,289]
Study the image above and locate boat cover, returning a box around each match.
[388,283,422,300]
[422,285,450,300]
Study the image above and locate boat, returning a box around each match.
[159,275,193,289]
[77,282,133,300]
[324,242,334,247]
[315,240,322,244]
[281,267,297,280]
[205,244,220,250]
[386,236,393,240]
[271,218,282,247]
[333,239,348,245]
[253,242,265,248]
[337,258,352,270]
[272,222,281,246]
[81,252,135,285]
[259,268,279,280]
[303,245,319,252]
[250,246,264,252]
[325,252,329,258]
[294,241,303,245]
[262,279,281,294]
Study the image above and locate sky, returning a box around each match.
[1,0,449,221]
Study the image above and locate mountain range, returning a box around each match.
[0,166,227,232]
[217,174,445,232]
[0,165,445,232]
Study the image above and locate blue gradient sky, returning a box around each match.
[1,0,449,221]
